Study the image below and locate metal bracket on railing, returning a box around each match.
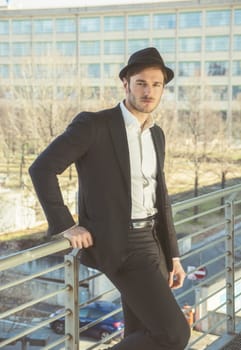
[64,248,82,350]
[225,200,235,334]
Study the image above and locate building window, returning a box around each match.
[13,64,36,79]
[32,86,53,100]
[80,63,100,78]
[166,61,175,72]
[56,41,76,56]
[179,12,202,28]
[207,86,228,100]
[33,19,53,34]
[178,86,200,101]
[205,61,229,76]
[12,20,31,34]
[56,64,76,78]
[178,86,185,101]
[104,63,123,78]
[234,35,241,51]
[34,64,52,79]
[234,9,241,25]
[56,18,76,33]
[0,42,9,56]
[13,85,30,98]
[88,64,100,78]
[33,42,52,56]
[206,36,229,51]
[12,42,31,56]
[163,85,175,100]
[128,39,149,54]
[179,37,201,52]
[104,86,122,99]
[56,86,77,100]
[206,10,230,26]
[104,16,125,32]
[179,61,201,76]
[104,40,124,55]
[0,64,9,78]
[80,17,100,32]
[153,13,176,29]
[82,86,100,99]
[80,41,100,55]
[0,20,9,34]
[128,15,149,31]
[232,86,241,99]
[13,64,27,78]
[233,60,241,75]
[153,38,175,53]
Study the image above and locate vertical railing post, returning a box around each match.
[64,248,81,350]
[225,200,235,334]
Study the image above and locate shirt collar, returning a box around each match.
[120,100,154,131]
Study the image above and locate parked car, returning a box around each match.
[50,300,124,341]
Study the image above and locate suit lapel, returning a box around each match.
[151,125,167,214]
[107,105,131,194]
[150,125,165,173]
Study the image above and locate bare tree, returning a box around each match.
[0,56,85,187]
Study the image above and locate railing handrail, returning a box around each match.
[172,183,241,214]
[0,184,241,349]
[0,237,71,272]
[1,184,241,273]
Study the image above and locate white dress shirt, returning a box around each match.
[120,101,157,219]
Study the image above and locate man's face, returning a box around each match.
[123,67,165,116]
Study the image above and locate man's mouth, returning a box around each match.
[141,98,154,103]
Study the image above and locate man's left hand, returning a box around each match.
[169,259,186,289]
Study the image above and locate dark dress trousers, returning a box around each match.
[29,104,190,349]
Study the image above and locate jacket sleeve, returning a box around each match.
[29,113,94,235]
[154,126,180,260]
[162,170,180,258]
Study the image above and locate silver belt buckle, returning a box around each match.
[131,218,155,230]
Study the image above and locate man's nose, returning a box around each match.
[144,84,152,94]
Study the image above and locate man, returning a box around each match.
[29,47,190,349]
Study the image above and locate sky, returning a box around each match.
[6,0,185,9]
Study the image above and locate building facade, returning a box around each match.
[0,0,241,140]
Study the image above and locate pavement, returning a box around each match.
[189,331,219,349]
[2,331,240,349]
[222,333,241,350]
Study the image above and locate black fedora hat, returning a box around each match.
[119,47,174,84]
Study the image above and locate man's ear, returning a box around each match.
[122,77,129,91]
[122,77,128,88]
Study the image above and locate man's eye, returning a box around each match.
[154,83,162,87]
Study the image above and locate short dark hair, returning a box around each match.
[124,63,167,84]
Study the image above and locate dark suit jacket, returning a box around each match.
[29,104,179,272]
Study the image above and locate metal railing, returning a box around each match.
[0,184,241,350]
[173,184,241,349]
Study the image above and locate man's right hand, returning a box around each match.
[63,225,94,249]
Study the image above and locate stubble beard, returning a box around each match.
[127,87,160,114]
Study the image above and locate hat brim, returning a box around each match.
[119,63,174,84]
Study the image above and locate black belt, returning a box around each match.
[129,216,156,230]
